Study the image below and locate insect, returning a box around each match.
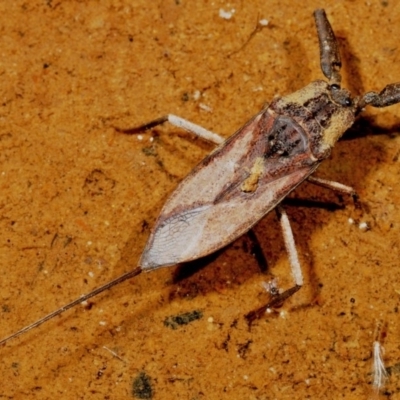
[1,9,399,345]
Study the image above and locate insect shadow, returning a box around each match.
[336,35,366,97]
[343,115,400,140]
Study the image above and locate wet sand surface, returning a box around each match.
[1,2,400,399]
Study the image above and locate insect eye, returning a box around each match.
[330,85,353,107]
[344,98,352,106]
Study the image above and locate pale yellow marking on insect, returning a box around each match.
[241,157,264,193]
[321,110,354,148]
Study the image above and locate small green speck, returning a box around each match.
[164,310,203,330]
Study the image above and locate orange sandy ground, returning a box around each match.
[1,1,400,399]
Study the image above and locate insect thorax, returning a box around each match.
[269,80,356,160]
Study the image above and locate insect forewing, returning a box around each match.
[140,109,320,269]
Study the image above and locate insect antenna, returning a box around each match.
[314,9,342,86]
[0,267,142,346]
[358,82,400,110]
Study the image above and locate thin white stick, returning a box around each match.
[277,206,303,286]
[372,341,388,392]
[103,346,126,363]
[307,175,356,196]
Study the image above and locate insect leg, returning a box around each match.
[245,284,301,325]
[277,205,303,286]
[245,206,302,324]
[314,9,342,86]
[116,114,225,145]
[307,176,357,199]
